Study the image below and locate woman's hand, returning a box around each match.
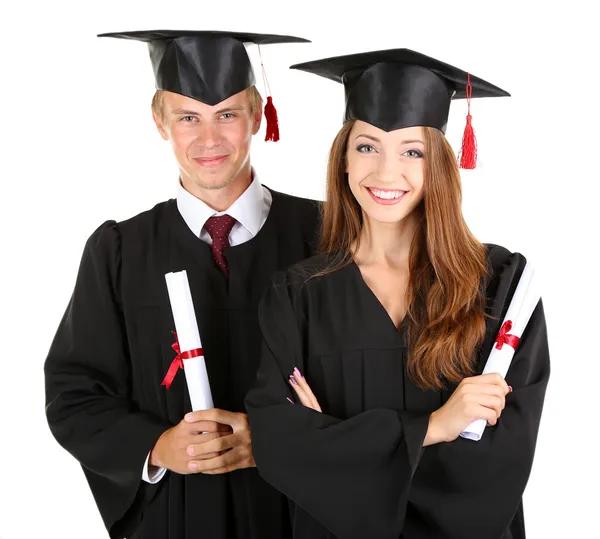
[288,367,322,412]
[424,373,511,446]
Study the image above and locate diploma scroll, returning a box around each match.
[460,262,541,441]
[165,270,214,411]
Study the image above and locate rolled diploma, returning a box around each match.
[460,262,541,441]
[165,270,214,410]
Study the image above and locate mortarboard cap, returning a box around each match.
[291,48,510,167]
[98,30,311,141]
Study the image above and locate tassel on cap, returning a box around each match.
[258,45,280,142]
[264,96,280,142]
[459,73,477,169]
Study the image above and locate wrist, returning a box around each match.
[149,431,167,468]
[423,411,445,446]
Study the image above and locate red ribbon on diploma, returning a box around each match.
[494,321,520,351]
[161,331,203,389]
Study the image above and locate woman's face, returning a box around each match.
[346,121,425,225]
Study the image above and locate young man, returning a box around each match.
[44,30,318,539]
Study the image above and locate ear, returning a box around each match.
[152,109,170,141]
[251,103,262,136]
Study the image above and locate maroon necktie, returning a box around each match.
[204,215,237,278]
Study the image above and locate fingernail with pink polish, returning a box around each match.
[289,375,297,386]
[286,397,294,404]
[294,367,304,379]
[508,386,513,393]
[189,462,197,471]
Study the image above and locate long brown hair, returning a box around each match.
[318,120,489,390]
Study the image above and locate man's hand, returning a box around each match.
[151,409,256,475]
[184,409,256,475]
[149,415,232,475]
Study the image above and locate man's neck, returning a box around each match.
[182,165,253,212]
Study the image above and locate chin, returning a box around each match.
[362,205,412,225]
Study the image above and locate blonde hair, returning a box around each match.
[151,85,263,119]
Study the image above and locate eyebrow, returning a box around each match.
[171,105,245,116]
[171,108,201,115]
[215,105,245,114]
[354,133,425,145]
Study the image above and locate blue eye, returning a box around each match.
[357,144,376,153]
[404,149,424,158]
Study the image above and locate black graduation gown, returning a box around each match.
[246,244,550,539]
[44,188,320,539]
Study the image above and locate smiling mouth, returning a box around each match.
[193,156,228,168]
[366,187,408,205]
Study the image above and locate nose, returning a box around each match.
[376,154,407,185]
[198,121,222,148]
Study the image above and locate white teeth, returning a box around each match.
[369,188,406,200]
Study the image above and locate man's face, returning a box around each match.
[154,90,261,191]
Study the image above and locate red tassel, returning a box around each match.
[459,74,477,169]
[264,96,280,142]
[459,114,477,169]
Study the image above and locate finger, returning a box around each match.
[473,404,498,426]
[186,433,231,459]
[289,377,314,409]
[203,459,256,475]
[184,408,238,426]
[474,394,504,417]
[191,446,245,473]
[292,368,322,412]
[467,385,508,412]
[473,373,510,391]
[188,450,224,461]
[185,420,232,435]
[473,384,508,398]
[201,451,255,475]
[190,433,239,458]
[291,374,317,410]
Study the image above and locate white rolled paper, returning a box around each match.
[460,262,541,441]
[165,270,214,411]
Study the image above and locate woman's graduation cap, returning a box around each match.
[290,48,510,168]
[98,30,311,142]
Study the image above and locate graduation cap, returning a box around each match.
[98,30,311,142]
[290,48,510,168]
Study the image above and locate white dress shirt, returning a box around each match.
[143,171,272,483]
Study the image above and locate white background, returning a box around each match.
[1,1,598,537]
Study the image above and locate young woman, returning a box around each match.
[245,49,550,539]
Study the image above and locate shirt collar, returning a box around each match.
[176,169,265,238]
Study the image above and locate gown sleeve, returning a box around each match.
[245,271,431,539]
[44,221,172,539]
[405,248,551,538]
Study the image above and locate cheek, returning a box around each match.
[347,156,373,192]
[412,166,425,196]
[222,120,252,149]
[169,129,196,154]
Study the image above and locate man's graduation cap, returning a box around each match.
[291,48,510,168]
[98,30,311,142]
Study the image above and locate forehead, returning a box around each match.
[352,121,424,142]
[162,89,251,112]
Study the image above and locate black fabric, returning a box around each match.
[98,30,310,105]
[45,189,321,539]
[290,48,510,132]
[246,245,550,539]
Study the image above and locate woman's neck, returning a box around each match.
[353,211,420,269]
